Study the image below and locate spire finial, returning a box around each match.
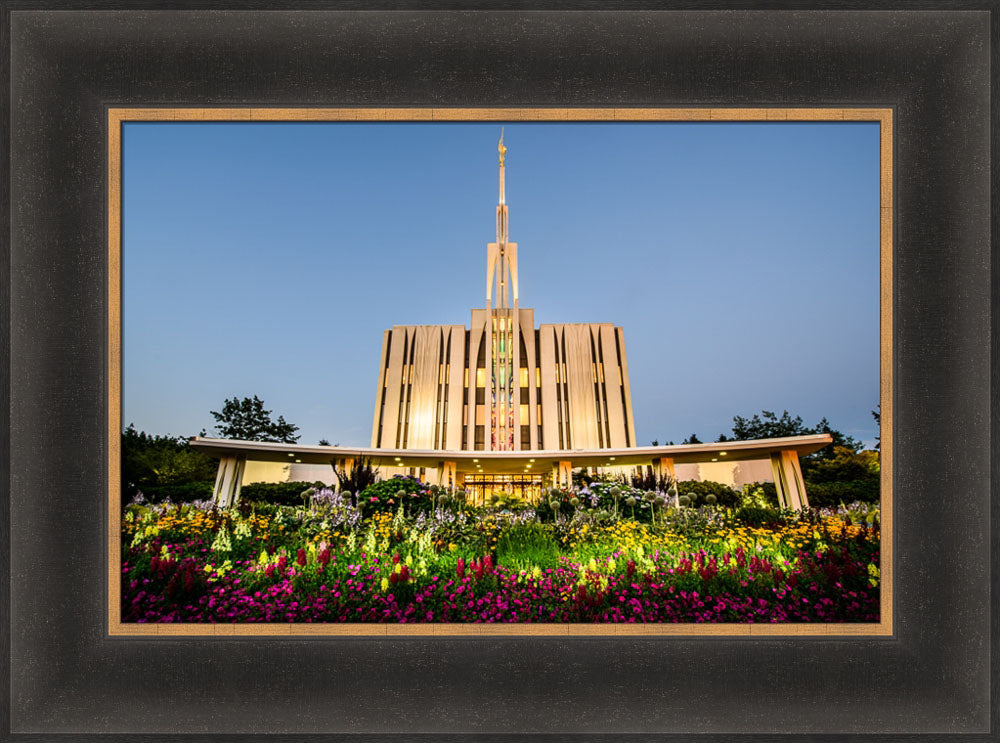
[498,127,507,166]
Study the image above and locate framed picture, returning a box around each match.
[5,5,992,739]
[109,108,889,637]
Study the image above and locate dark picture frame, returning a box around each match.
[4,5,993,738]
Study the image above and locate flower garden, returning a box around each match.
[121,477,880,624]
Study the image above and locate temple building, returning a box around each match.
[371,132,636,457]
[191,133,830,509]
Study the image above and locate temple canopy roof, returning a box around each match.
[189,434,832,476]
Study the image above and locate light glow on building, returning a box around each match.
[370,134,637,459]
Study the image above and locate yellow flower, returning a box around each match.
[867,563,880,587]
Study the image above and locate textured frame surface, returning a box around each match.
[6,5,993,738]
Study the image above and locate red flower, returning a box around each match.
[296,548,307,566]
[456,558,465,579]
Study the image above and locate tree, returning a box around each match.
[806,445,879,482]
[812,416,862,453]
[121,423,218,500]
[681,433,702,444]
[728,409,861,460]
[209,395,300,443]
[318,438,331,446]
[731,410,808,440]
[872,405,881,450]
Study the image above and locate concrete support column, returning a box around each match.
[439,461,457,488]
[212,455,246,508]
[556,460,572,489]
[652,456,676,484]
[770,450,809,510]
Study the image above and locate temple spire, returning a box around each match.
[498,127,507,206]
[482,129,520,451]
[496,129,508,245]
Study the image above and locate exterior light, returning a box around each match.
[610,457,615,460]
[529,458,535,462]
[719,451,728,456]
[711,458,718,462]
[287,453,294,458]
[473,459,479,463]
[295,459,301,463]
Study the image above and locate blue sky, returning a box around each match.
[122,121,880,448]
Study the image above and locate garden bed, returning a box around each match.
[121,480,880,624]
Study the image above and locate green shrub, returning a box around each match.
[744,479,879,509]
[741,482,780,508]
[489,492,530,511]
[734,506,783,527]
[675,480,740,508]
[238,481,322,507]
[238,500,281,517]
[121,425,219,500]
[135,481,213,504]
[805,479,880,508]
[496,522,560,571]
[359,475,432,515]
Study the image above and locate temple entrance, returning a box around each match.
[462,474,545,506]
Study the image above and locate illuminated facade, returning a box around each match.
[371,134,637,454]
[196,134,826,511]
